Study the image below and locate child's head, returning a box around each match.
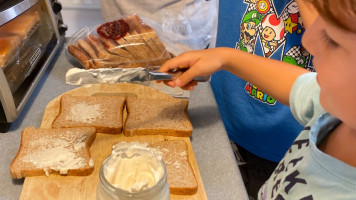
[302,0,356,129]
[306,0,356,32]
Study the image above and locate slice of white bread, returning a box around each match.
[0,34,21,68]
[52,95,125,134]
[124,97,193,137]
[149,140,198,195]
[10,126,96,179]
[0,11,40,40]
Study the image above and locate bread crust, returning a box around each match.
[98,35,135,59]
[149,140,198,195]
[86,35,109,59]
[78,39,97,59]
[67,44,95,69]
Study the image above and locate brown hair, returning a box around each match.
[305,0,356,32]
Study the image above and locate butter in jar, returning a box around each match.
[96,142,170,200]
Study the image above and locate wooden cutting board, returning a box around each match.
[19,83,207,200]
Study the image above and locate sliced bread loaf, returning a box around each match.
[149,140,198,195]
[52,95,125,134]
[124,97,193,137]
[10,126,96,179]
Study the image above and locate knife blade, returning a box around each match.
[65,67,210,85]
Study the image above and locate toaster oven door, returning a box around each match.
[0,0,65,129]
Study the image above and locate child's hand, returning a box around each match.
[158,48,225,90]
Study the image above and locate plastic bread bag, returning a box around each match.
[64,12,211,98]
[140,1,218,54]
[65,14,173,70]
[100,0,218,54]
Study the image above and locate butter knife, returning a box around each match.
[65,67,210,85]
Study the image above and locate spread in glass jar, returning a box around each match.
[96,142,170,200]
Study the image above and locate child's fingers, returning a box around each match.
[159,55,192,73]
[161,80,176,87]
[174,67,200,87]
[180,81,198,90]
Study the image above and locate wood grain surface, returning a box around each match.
[20,83,207,200]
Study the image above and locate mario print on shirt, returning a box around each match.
[261,14,285,58]
[237,0,313,105]
[282,1,313,71]
[239,10,264,53]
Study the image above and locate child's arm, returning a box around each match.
[159,47,309,106]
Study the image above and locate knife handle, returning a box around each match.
[167,68,210,82]
[150,68,210,82]
[193,75,210,82]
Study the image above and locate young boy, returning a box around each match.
[211,1,317,198]
[159,0,356,198]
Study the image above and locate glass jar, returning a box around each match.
[96,147,170,200]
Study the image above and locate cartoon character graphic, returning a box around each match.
[256,0,271,14]
[238,0,313,104]
[282,1,312,71]
[282,46,312,70]
[239,11,263,53]
[284,2,303,34]
[261,14,285,57]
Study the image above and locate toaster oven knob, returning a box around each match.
[58,21,68,35]
[52,1,62,14]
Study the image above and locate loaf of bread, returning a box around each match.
[149,140,198,195]
[10,126,97,179]
[124,97,193,137]
[52,95,125,134]
[68,14,171,69]
[123,14,172,60]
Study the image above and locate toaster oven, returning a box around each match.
[0,0,67,132]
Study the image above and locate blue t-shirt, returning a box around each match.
[259,73,356,199]
[211,0,313,162]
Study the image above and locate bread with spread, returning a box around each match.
[10,126,96,179]
[124,97,193,137]
[52,95,125,134]
[149,139,198,195]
